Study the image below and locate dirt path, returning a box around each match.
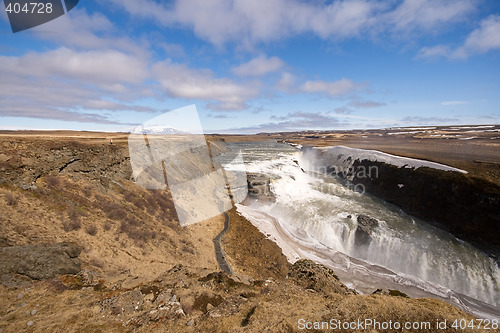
[213,211,233,274]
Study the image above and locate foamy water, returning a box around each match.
[217,141,500,319]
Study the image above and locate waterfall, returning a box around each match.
[218,141,500,319]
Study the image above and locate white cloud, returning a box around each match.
[419,15,500,60]
[152,60,260,111]
[0,8,160,124]
[160,42,186,58]
[402,116,459,125]
[300,78,363,97]
[0,73,131,124]
[232,55,284,76]
[334,106,353,114]
[276,72,297,92]
[30,8,144,55]
[417,45,450,59]
[307,0,384,39]
[386,0,473,34]
[221,111,345,133]
[0,47,153,123]
[349,99,386,108]
[108,0,475,47]
[104,0,169,20]
[275,74,366,98]
[82,100,157,112]
[0,47,148,86]
[453,15,500,58]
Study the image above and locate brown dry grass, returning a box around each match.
[0,132,496,333]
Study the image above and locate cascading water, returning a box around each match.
[217,141,500,319]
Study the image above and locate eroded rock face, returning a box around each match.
[246,173,275,202]
[288,259,357,296]
[0,242,82,287]
[354,214,379,246]
[0,138,132,189]
[349,160,500,260]
[372,288,409,298]
[319,151,500,260]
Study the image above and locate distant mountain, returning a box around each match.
[130,126,188,135]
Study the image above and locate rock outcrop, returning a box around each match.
[354,214,379,246]
[288,259,357,296]
[321,151,500,259]
[0,242,82,286]
[0,137,132,189]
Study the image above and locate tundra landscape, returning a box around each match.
[1,0,500,332]
[0,126,498,332]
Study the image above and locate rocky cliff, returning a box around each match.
[0,137,132,189]
[314,146,500,260]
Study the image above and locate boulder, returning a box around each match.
[372,288,409,298]
[0,242,82,287]
[354,214,379,246]
[288,259,356,296]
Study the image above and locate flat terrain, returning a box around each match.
[3,125,499,186]
[214,124,500,185]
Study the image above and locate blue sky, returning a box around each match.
[1,0,499,133]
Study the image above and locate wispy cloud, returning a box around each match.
[152,59,260,111]
[300,78,365,97]
[232,55,284,76]
[225,111,345,133]
[207,113,233,119]
[0,47,148,86]
[453,15,500,59]
[333,106,353,114]
[0,47,153,123]
[32,8,144,55]
[332,98,385,114]
[383,0,473,35]
[417,45,450,59]
[418,15,500,60]
[401,116,459,125]
[108,0,475,47]
[0,103,132,125]
[160,42,186,58]
[349,99,386,108]
[276,72,297,92]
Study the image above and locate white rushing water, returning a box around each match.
[218,141,500,320]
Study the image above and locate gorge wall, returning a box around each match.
[311,147,500,261]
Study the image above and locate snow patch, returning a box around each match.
[315,146,468,174]
[387,131,432,135]
[450,125,494,130]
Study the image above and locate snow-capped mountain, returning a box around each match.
[130,126,188,135]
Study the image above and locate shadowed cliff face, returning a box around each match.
[0,242,82,286]
[0,137,132,189]
[341,159,500,260]
[0,135,224,289]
